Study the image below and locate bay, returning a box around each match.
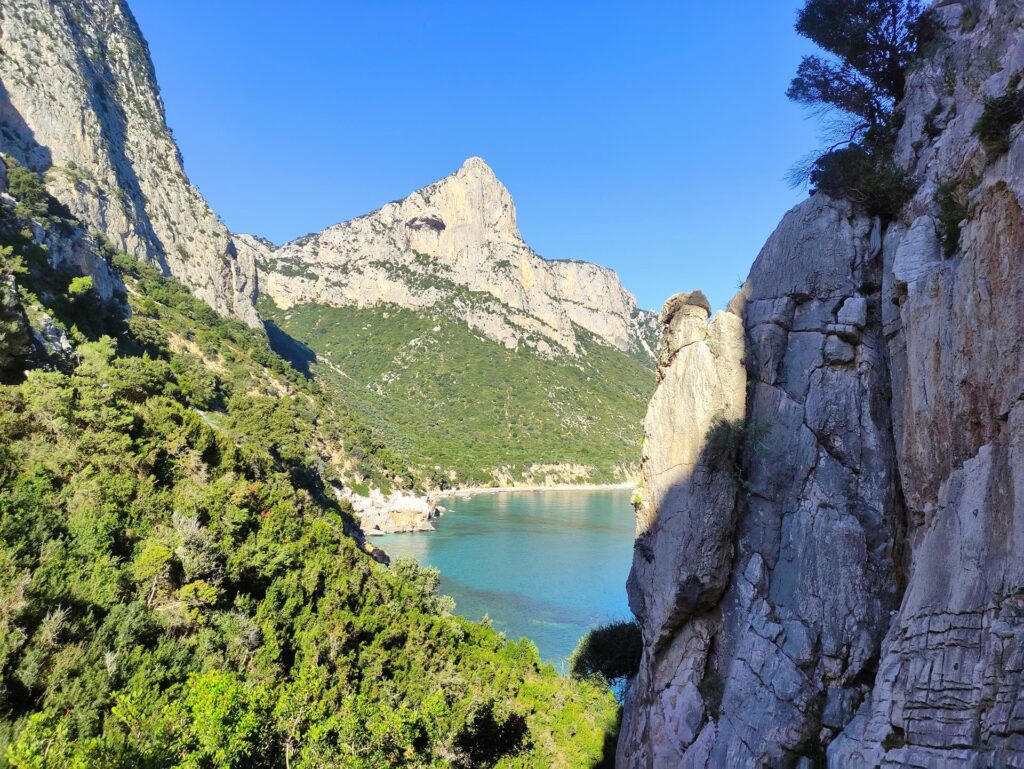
[376,488,636,669]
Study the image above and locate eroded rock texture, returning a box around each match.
[621,2,1024,766]
[0,0,260,326]
[621,197,902,767]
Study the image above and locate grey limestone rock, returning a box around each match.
[620,3,1024,766]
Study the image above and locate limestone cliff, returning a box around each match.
[0,0,260,326]
[620,2,1023,766]
[252,158,658,358]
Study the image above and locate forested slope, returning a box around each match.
[0,158,619,769]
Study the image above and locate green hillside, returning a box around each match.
[0,178,620,767]
[259,299,656,488]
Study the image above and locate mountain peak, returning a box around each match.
[411,157,520,246]
[459,156,494,174]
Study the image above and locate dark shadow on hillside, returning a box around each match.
[0,80,53,170]
[591,707,622,768]
[263,319,317,378]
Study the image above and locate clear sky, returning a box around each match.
[130,1,820,312]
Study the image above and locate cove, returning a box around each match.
[377,488,636,667]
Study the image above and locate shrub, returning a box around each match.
[973,89,1024,156]
[569,619,643,684]
[452,702,531,768]
[7,166,49,220]
[67,275,94,298]
[810,143,914,220]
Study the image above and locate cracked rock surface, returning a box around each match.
[0,0,260,326]
[621,3,1024,766]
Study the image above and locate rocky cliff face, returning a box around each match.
[0,0,260,326]
[621,2,1023,766]
[252,158,658,358]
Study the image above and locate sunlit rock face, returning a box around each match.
[252,157,659,359]
[620,2,1024,766]
[0,0,260,326]
[620,196,903,767]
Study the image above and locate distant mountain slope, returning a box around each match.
[0,0,260,325]
[0,0,657,488]
[245,157,658,360]
[261,300,654,488]
[250,159,658,485]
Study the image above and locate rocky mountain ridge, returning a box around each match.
[0,0,656,363]
[619,2,1024,766]
[249,157,658,359]
[0,0,260,326]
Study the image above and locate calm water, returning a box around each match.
[377,488,636,668]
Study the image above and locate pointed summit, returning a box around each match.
[457,156,497,178]
[413,157,520,245]
[256,154,656,359]
[438,156,505,198]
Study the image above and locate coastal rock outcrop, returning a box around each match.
[0,0,260,326]
[620,2,1024,766]
[339,487,439,536]
[252,158,658,358]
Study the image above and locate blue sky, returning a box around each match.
[131,1,820,311]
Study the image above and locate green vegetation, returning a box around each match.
[6,167,49,222]
[568,621,643,686]
[808,127,914,220]
[259,299,655,487]
[973,87,1024,156]
[787,0,929,127]
[0,189,621,767]
[787,0,933,220]
[110,255,411,494]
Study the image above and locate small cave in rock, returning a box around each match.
[405,215,446,232]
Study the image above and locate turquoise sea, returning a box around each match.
[377,488,637,669]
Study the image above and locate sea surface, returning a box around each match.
[377,488,636,669]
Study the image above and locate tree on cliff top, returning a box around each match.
[788,0,929,131]
[787,0,936,219]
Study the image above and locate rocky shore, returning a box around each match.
[342,481,636,537]
[337,487,441,536]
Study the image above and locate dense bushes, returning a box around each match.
[0,198,620,766]
[0,296,619,769]
[809,136,915,220]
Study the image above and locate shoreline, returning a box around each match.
[433,482,635,499]
[354,482,638,538]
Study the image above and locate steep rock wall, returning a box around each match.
[620,196,903,767]
[621,2,1023,766]
[0,0,259,326]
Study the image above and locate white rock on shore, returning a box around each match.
[339,487,439,536]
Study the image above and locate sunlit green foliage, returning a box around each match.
[0,219,620,767]
[261,300,654,488]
